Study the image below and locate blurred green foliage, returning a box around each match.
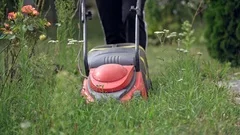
[0,0,6,23]
[0,0,18,38]
[145,0,204,45]
[0,0,20,24]
[204,0,240,67]
[145,0,200,33]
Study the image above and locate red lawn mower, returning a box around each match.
[79,0,152,103]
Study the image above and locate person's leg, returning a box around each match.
[122,0,147,49]
[95,0,126,44]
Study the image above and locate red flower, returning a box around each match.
[21,5,39,16]
[32,10,39,16]
[21,5,34,14]
[8,12,17,20]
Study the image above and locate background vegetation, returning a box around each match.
[0,0,240,134]
[204,0,240,67]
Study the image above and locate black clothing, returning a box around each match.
[95,0,147,49]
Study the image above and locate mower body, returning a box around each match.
[81,43,151,102]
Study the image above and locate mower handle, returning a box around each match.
[80,0,141,75]
[80,0,90,76]
[134,0,142,72]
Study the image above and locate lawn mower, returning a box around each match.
[79,0,152,103]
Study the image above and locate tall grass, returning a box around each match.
[1,1,240,135]
[1,45,240,134]
[54,0,79,68]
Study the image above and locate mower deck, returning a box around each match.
[80,43,151,102]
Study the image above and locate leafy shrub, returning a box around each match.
[0,5,51,86]
[204,1,240,67]
[0,5,50,45]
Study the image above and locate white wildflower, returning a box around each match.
[163,29,169,33]
[20,121,31,129]
[179,33,185,36]
[179,48,185,52]
[177,78,183,82]
[67,42,75,45]
[70,40,78,43]
[181,0,186,5]
[170,32,177,36]
[183,50,189,53]
[55,23,61,27]
[197,52,203,55]
[177,38,181,47]
[48,40,59,43]
[68,39,83,43]
[154,31,164,34]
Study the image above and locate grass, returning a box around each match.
[1,8,240,135]
[1,40,240,134]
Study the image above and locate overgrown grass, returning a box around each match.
[0,42,240,134]
[1,1,240,134]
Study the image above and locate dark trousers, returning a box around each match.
[95,0,147,49]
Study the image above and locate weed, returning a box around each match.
[179,20,196,51]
